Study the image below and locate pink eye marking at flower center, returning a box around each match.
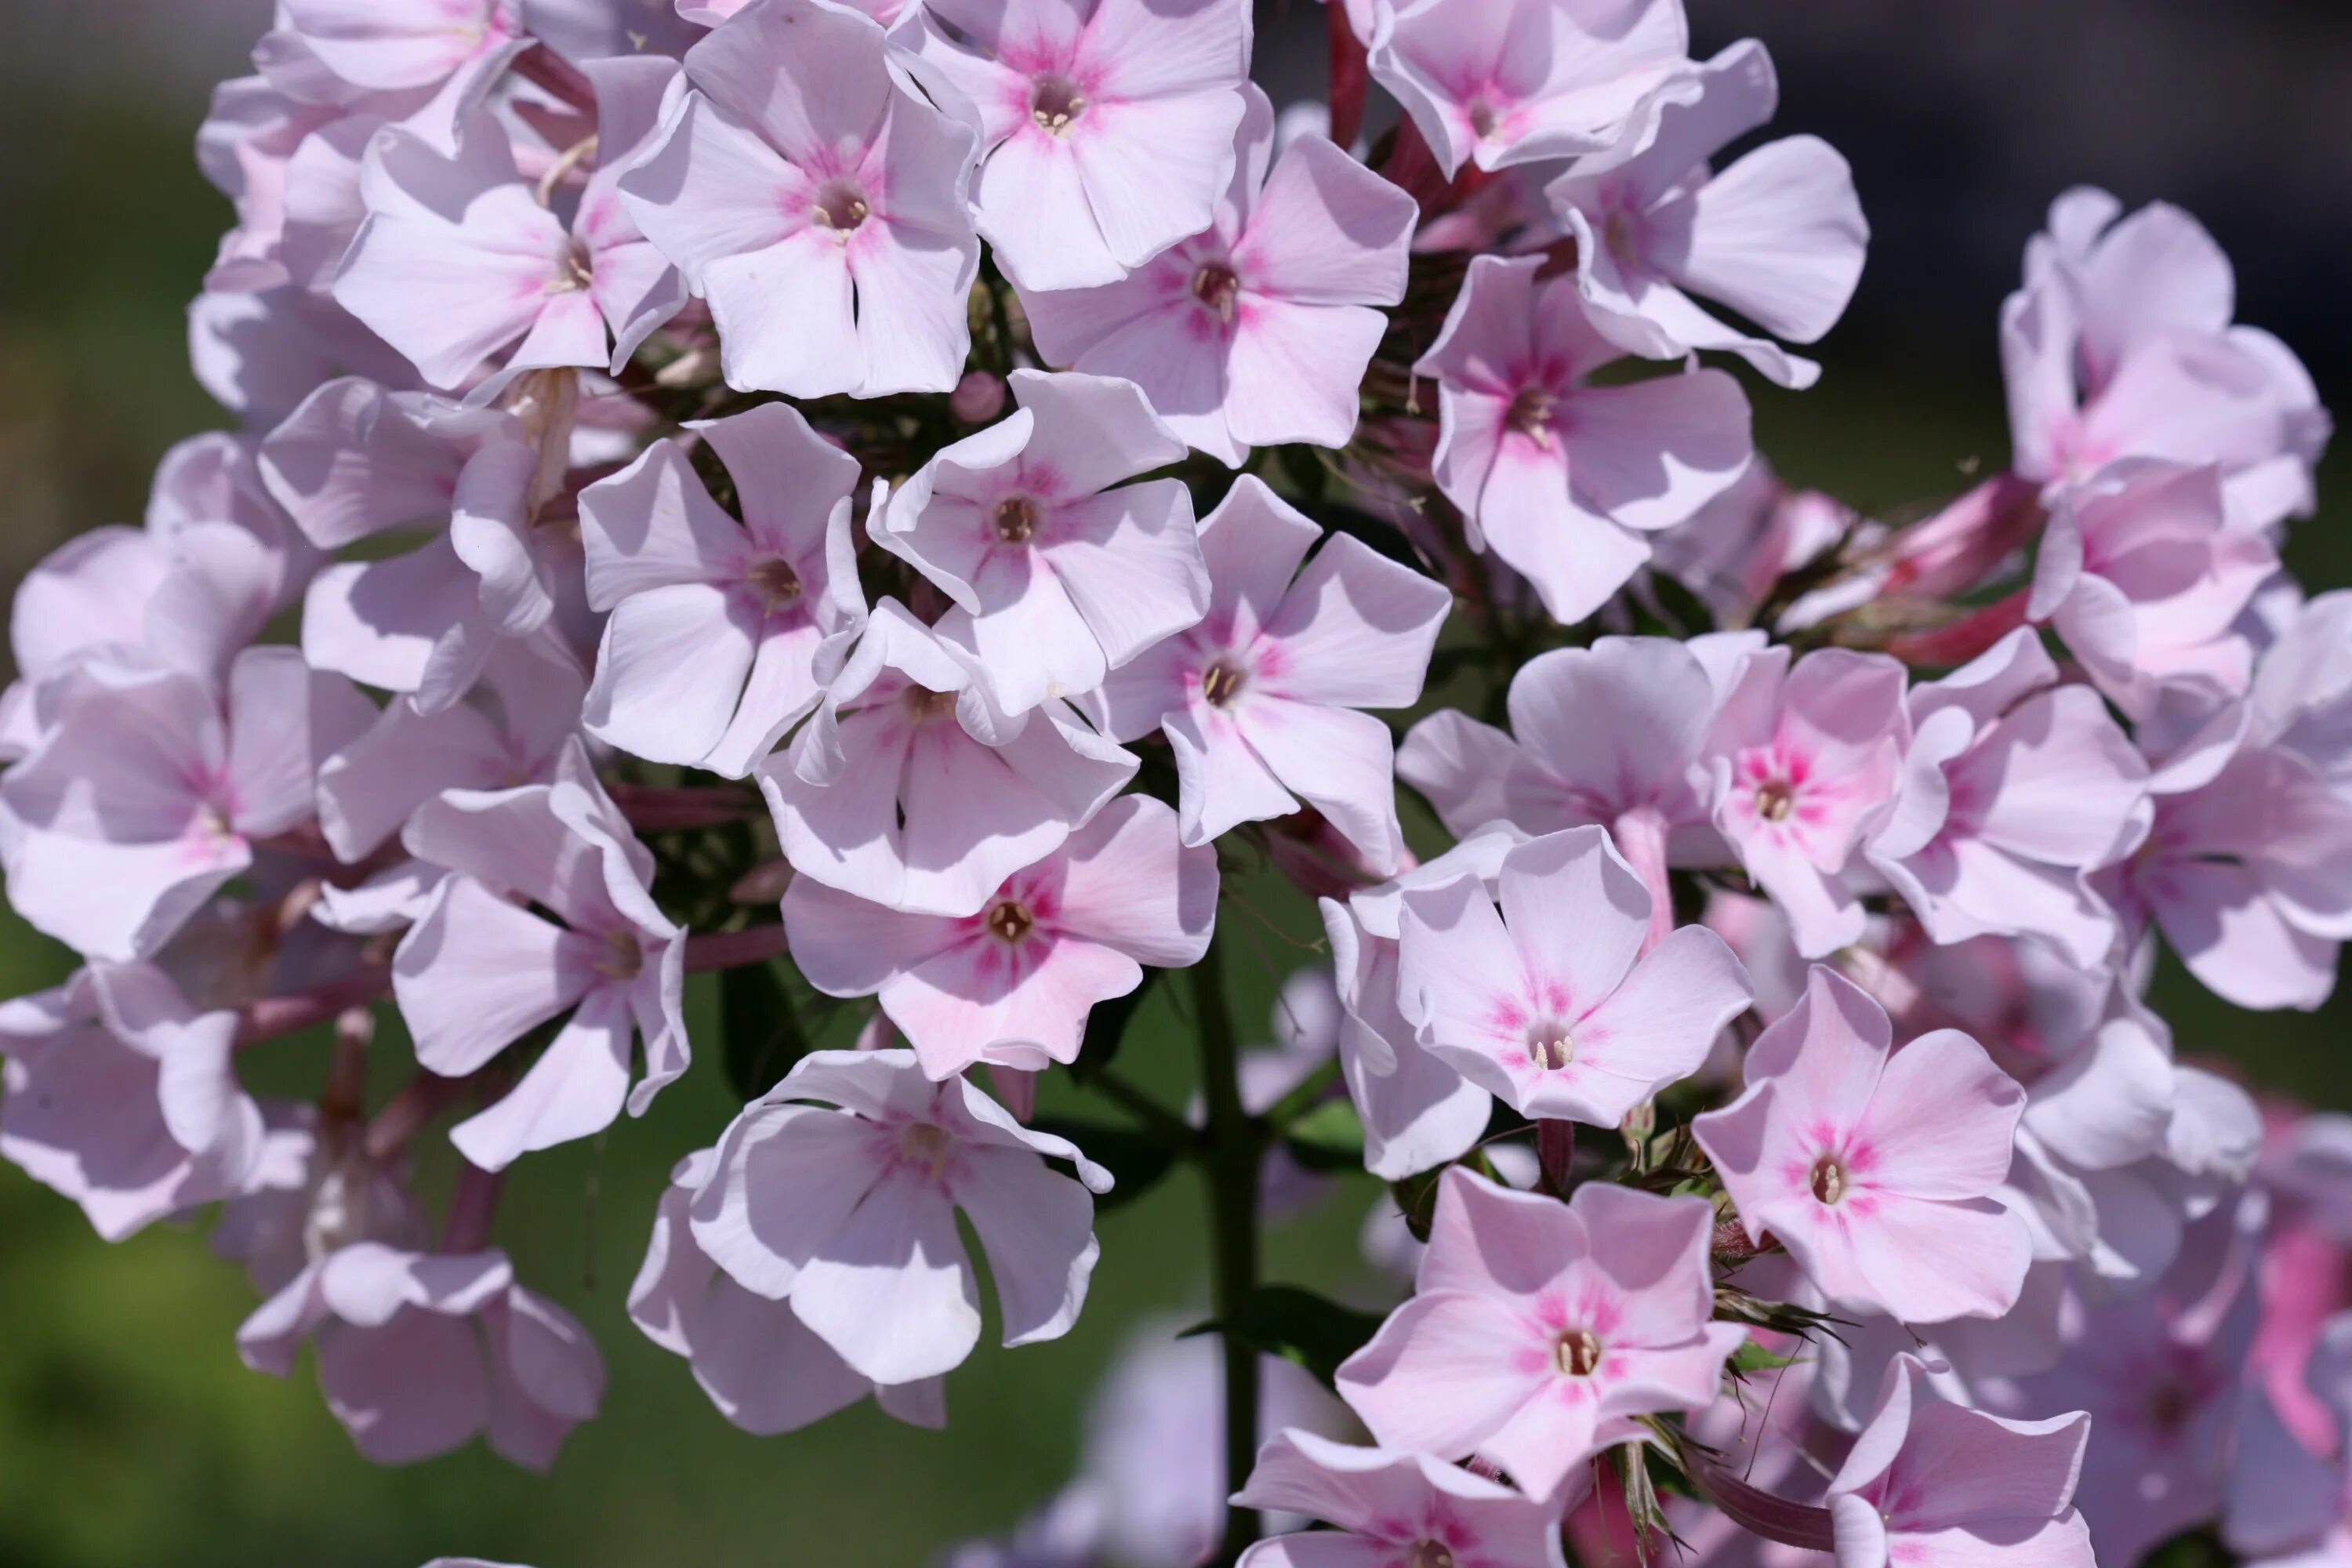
[2144,1381,2194,1432]
[1810,1153,1847,1204]
[548,238,594,294]
[985,898,1035,945]
[898,1121,955,1182]
[1200,660,1247,708]
[1755,779,1797,822]
[1602,209,1641,263]
[812,180,873,238]
[1552,1327,1604,1376]
[1031,74,1087,136]
[597,929,644,982]
[993,495,1038,543]
[1506,386,1556,445]
[1466,97,1502,140]
[1406,1542,1457,1568]
[1526,1022,1574,1071]
[748,555,803,609]
[1191,263,1241,322]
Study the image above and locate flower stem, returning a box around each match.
[1191,937,1265,1566]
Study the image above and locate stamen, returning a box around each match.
[748,556,803,609]
[1526,1028,1574,1071]
[1552,1327,1603,1377]
[1406,1543,1457,1568]
[985,900,1035,944]
[1031,75,1087,135]
[1200,661,1247,709]
[812,180,873,238]
[597,929,644,982]
[1191,263,1241,323]
[1505,386,1555,446]
[1755,780,1795,822]
[899,1122,955,1181]
[993,495,1038,543]
[1810,1155,1846,1205]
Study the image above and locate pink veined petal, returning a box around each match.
[1068,90,1246,270]
[1198,474,1323,637]
[1568,923,1753,1090]
[760,708,919,906]
[1860,1030,2025,1200]
[1234,697,1405,874]
[680,0,890,169]
[1258,534,1451,710]
[848,216,979,397]
[894,728,1081,919]
[1559,370,1755,532]
[299,537,485,696]
[1742,965,1892,1134]
[938,561,1104,718]
[1335,1288,1538,1462]
[705,236,861,397]
[392,877,593,1078]
[1165,701,1300,844]
[887,935,1140,1076]
[1395,877,1541,1093]
[948,1142,1100,1348]
[1883,1400,2089,1534]
[333,204,562,390]
[316,1309,490,1465]
[1396,710,1541,840]
[1225,297,1389,452]
[787,1169,982,1385]
[782,867,966,1000]
[688,1103,885,1300]
[618,96,800,281]
[1846,1192,2033,1324]
[2151,858,2338,1011]
[1476,1380,1602,1502]
[583,583,761,768]
[978,129,1130,292]
[1238,136,1417,307]
[1236,1534,1403,1568]
[577,440,746,607]
[1005,368,1191,497]
[1476,440,1653,625]
[1075,0,1250,102]
[690,1275,879,1435]
[448,988,638,1171]
[1049,293,1243,466]
[1054,795,1218,967]
[1041,481,1213,667]
[223,645,326,837]
[1417,1166,1584,1300]
[499,287,611,381]
[317,696,506,861]
[1506,639,1715,822]
[697,400,863,558]
[1674,134,1869,345]
[1492,829,1650,1023]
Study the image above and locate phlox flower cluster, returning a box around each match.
[8,0,2350,1565]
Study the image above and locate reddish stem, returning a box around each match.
[604,781,763,832]
[1538,1119,1577,1196]
[1683,1452,1839,1552]
[512,42,597,114]
[364,1072,471,1160]
[441,1160,506,1254]
[683,924,793,974]
[1880,586,2032,668]
[235,969,390,1048]
[1327,0,1370,149]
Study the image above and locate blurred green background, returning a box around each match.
[0,1,2345,1564]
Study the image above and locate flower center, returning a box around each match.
[812,180,872,238]
[1031,74,1087,135]
[993,495,1038,544]
[899,1121,955,1181]
[1406,1543,1457,1568]
[1810,1154,1847,1205]
[1192,262,1241,322]
[1755,779,1796,822]
[985,899,1035,945]
[1200,660,1247,708]
[549,238,594,293]
[2145,1381,2194,1432]
[597,928,644,982]
[1467,97,1502,140]
[1603,208,1641,263]
[748,555,803,610]
[1552,1327,1603,1377]
[1506,385,1555,445]
[902,686,959,722]
[1525,1024,1573,1072]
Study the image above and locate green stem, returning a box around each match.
[1084,1066,1194,1149]
[1192,937,1264,1566]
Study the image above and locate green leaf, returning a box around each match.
[1025,1116,1178,1212]
[720,958,811,1101]
[1729,1341,1806,1376]
[1179,1285,1386,1391]
[1282,1099,1366,1173]
[1067,969,1160,1083]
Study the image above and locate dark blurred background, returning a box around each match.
[0,1,2344,1564]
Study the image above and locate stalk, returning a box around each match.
[1191,938,1265,1565]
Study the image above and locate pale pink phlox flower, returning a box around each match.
[687,1048,1113,1383]
[1336,1166,1746,1502]
[1233,1427,1573,1568]
[261,0,532,155]
[1093,475,1450,873]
